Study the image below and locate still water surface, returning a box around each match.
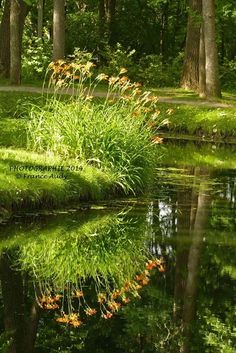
[0,141,235,353]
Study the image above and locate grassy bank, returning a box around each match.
[0,148,117,216]
[157,104,236,141]
[0,67,157,216]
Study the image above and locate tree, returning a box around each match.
[10,0,21,84]
[181,0,202,90]
[199,24,206,97]
[53,0,65,61]
[202,0,221,98]
[9,0,29,84]
[0,0,10,78]
[37,0,44,39]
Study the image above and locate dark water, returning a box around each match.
[0,142,236,353]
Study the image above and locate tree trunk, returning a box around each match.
[0,0,10,78]
[202,0,221,98]
[181,0,202,90]
[99,0,106,40]
[199,24,206,98]
[160,0,169,61]
[10,0,21,84]
[37,0,44,39]
[53,0,65,61]
[9,0,28,84]
[106,0,116,45]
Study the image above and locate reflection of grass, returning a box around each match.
[158,142,236,169]
[14,211,147,285]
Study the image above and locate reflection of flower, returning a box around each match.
[85,308,97,316]
[102,311,113,319]
[108,301,121,312]
[119,67,128,75]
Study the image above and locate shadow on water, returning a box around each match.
[0,140,236,353]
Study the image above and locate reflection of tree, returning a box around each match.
[181,170,211,353]
[0,253,40,353]
[0,209,150,350]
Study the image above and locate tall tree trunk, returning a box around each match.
[181,0,202,90]
[0,0,10,78]
[10,0,21,84]
[53,0,65,61]
[99,0,106,40]
[37,0,44,39]
[202,0,221,98]
[181,172,211,353]
[106,0,116,45]
[199,24,206,98]
[160,0,169,61]
[9,0,28,84]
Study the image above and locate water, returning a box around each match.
[0,141,236,353]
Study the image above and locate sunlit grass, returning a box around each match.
[0,148,116,211]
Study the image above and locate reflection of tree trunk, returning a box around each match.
[173,167,199,321]
[181,175,211,353]
[0,253,40,353]
[173,189,192,321]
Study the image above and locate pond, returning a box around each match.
[0,140,235,353]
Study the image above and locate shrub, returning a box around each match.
[220,59,236,89]
[22,36,52,81]
[27,61,159,194]
[99,43,138,79]
[137,54,183,87]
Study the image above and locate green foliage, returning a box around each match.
[220,59,236,89]
[200,313,236,353]
[22,37,52,81]
[99,43,137,78]
[138,54,183,87]
[0,332,12,353]
[66,12,99,55]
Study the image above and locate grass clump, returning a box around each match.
[27,61,159,194]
